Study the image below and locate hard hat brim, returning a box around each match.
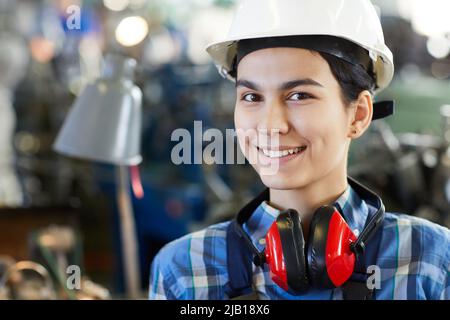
[206,35,394,95]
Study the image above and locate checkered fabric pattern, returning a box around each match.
[149,185,450,300]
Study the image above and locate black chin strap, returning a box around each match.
[346,177,385,258]
[373,100,395,120]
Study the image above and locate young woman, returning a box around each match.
[149,0,450,300]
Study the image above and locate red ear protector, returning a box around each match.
[235,177,385,295]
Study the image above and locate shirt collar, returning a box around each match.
[243,184,369,251]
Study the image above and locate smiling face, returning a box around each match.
[234,47,358,190]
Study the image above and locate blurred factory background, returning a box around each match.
[0,0,450,299]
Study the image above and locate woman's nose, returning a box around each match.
[257,99,290,135]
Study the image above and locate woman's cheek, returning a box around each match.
[234,110,256,161]
[236,131,249,159]
[292,118,331,166]
[314,125,348,175]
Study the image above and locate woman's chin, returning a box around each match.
[259,172,310,190]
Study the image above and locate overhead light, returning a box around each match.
[103,0,130,12]
[406,0,450,37]
[115,16,149,47]
[427,37,450,59]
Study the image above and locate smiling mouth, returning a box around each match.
[256,146,307,159]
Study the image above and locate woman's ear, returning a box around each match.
[348,90,373,139]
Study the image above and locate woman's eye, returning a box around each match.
[241,93,262,102]
[288,92,314,101]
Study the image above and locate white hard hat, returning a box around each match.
[206,0,394,95]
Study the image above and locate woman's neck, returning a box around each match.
[268,169,348,238]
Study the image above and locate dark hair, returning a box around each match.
[317,52,376,105]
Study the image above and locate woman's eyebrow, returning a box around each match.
[236,79,261,90]
[279,79,324,90]
[236,78,323,90]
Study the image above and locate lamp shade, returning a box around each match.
[53,54,142,166]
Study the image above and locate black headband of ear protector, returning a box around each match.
[234,176,385,266]
[230,35,395,121]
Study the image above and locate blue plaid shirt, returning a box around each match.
[149,185,450,300]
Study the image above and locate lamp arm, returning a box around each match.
[116,165,141,299]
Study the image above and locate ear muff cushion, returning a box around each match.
[306,206,336,289]
[276,209,309,294]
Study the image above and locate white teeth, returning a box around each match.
[260,146,306,158]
